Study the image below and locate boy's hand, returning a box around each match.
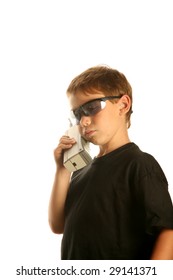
[54,136,76,168]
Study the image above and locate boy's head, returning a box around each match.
[66,65,133,128]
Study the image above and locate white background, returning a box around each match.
[0,0,173,278]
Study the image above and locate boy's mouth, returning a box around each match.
[84,130,96,138]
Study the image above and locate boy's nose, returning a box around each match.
[80,115,91,127]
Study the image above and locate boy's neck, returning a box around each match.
[97,134,131,157]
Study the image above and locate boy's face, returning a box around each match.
[69,91,129,148]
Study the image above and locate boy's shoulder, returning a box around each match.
[126,143,167,183]
[103,142,166,180]
[104,142,157,165]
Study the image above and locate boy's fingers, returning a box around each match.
[59,136,76,144]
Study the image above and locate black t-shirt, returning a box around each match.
[61,143,173,260]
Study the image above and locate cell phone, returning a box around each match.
[63,125,92,172]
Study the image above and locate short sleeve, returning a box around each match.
[139,164,173,235]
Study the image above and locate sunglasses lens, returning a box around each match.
[83,100,102,116]
[72,100,106,123]
[71,110,81,124]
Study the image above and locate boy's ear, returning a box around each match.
[119,103,126,109]
[118,95,131,113]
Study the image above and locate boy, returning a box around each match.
[49,65,173,259]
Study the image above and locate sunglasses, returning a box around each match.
[71,96,122,124]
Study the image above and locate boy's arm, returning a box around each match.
[48,167,71,234]
[48,136,76,234]
[151,229,173,260]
